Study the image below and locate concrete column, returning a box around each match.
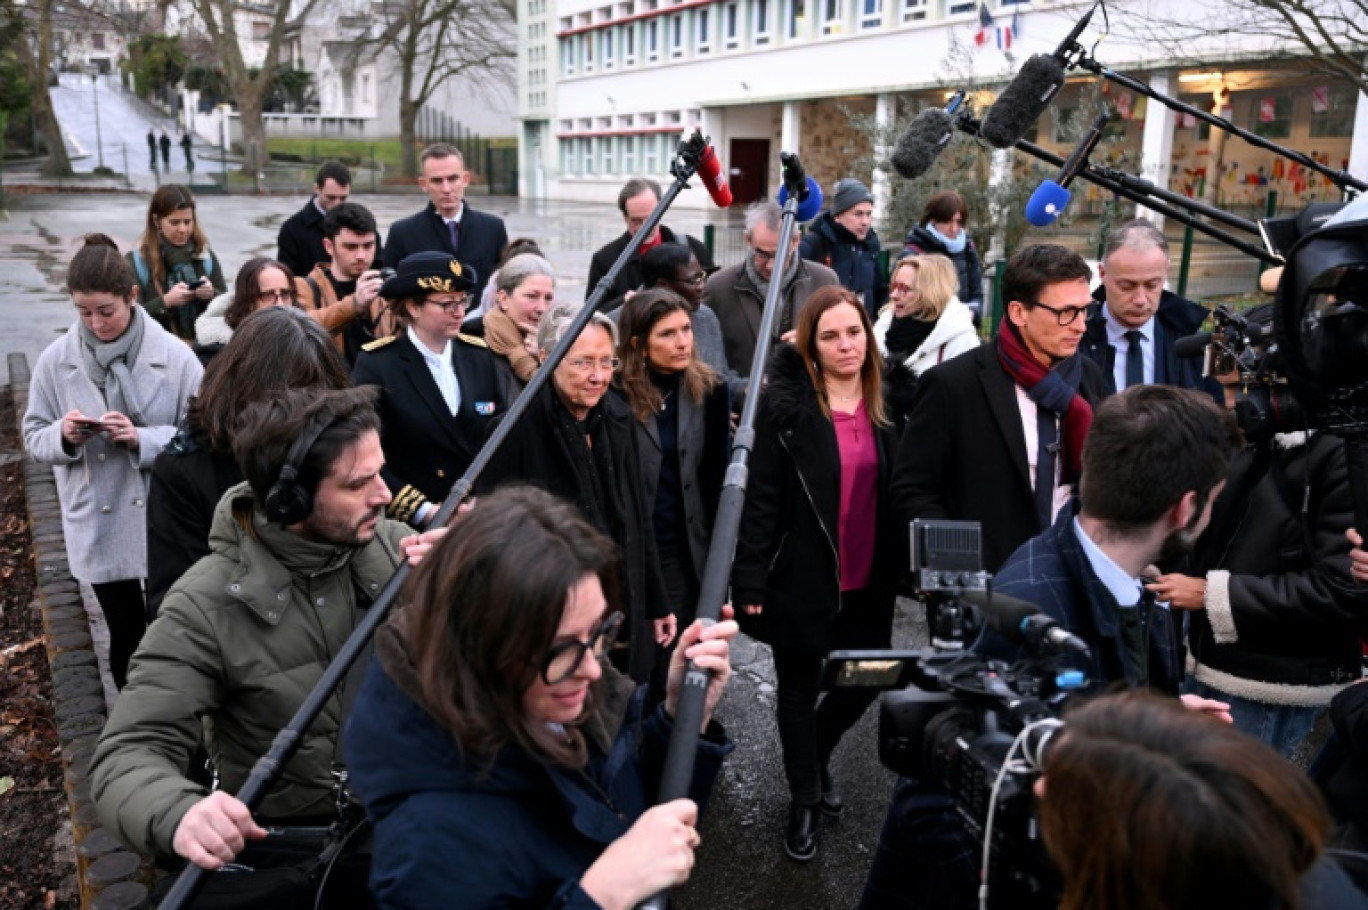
[781,100,801,156]
[987,147,1012,260]
[873,92,895,220]
[1349,57,1368,181]
[1138,69,1177,230]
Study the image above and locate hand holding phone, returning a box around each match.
[61,411,102,447]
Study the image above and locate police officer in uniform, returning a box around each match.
[352,252,505,527]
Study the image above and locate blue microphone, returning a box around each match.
[1024,109,1110,227]
[777,152,824,222]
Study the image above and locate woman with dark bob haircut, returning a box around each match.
[145,306,351,615]
[1038,690,1364,910]
[344,485,739,908]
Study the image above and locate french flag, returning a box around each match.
[996,6,1019,49]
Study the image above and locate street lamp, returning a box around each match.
[90,70,105,170]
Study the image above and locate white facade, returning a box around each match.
[519,0,1368,208]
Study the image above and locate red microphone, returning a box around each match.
[696,143,734,208]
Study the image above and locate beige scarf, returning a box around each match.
[483,308,539,382]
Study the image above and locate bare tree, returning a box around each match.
[188,0,323,179]
[360,0,516,176]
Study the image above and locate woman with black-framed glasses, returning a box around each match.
[344,485,739,909]
[192,256,299,365]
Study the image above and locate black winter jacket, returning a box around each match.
[1187,432,1368,699]
[799,214,885,317]
[902,225,983,311]
[475,384,668,682]
[731,345,900,654]
[1079,287,1222,403]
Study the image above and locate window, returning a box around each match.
[947,0,974,13]
[696,7,711,53]
[787,0,806,38]
[624,23,636,63]
[900,0,924,20]
[724,2,739,47]
[563,37,576,75]
[583,138,596,175]
[859,0,880,27]
[622,135,637,172]
[1309,85,1356,138]
[584,30,595,71]
[252,20,270,40]
[646,20,659,61]
[755,0,772,44]
[602,137,616,173]
[1248,94,1292,139]
[562,139,577,176]
[92,32,106,50]
[1051,106,1076,145]
[670,14,684,57]
[645,135,660,173]
[821,0,842,34]
[603,28,615,67]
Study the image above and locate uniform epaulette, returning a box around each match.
[362,335,397,352]
[456,333,488,349]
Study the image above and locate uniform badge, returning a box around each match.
[475,401,496,415]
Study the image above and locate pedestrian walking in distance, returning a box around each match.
[159,132,171,171]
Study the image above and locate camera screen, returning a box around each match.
[833,659,906,687]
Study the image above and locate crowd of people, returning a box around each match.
[18,147,1368,908]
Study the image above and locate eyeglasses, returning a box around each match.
[564,356,621,374]
[751,247,778,264]
[673,272,707,288]
[256,288,296,304]
[889,282,917,297]
[1022,299,1088,327]
[427,295,469,313]
[541,612,624,685]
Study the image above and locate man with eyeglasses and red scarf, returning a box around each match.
[891,243,1107,574]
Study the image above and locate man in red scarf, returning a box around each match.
[891,243,1107,572]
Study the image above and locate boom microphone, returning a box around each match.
[891,90,966,179]
[1174,332,1213,359]
[1024,110,1109,226]
[696,142,734,208]
[964,590,1093,657]
[979,1,1098,149]
[777,152,824,221]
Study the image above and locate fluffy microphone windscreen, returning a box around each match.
[891,107,954,179]
[980,54,1066,149]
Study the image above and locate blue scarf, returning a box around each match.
[925,223,967,254]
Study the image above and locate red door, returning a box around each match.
[728,139,771,205]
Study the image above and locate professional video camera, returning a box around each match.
[824,521,1089,909]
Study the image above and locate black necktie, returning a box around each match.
[1125,329,1144,389]
[447,220,461,255]
[1034,409,1058,530]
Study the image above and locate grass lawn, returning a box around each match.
[267,136,517,172]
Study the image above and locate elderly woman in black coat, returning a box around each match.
[476,301,672,685]
[731,286,901,864]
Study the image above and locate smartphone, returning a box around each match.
[72,418,104,435]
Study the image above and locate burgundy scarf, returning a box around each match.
[996,322,1094,482]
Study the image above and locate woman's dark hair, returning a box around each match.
[402,485,622,769]
[497,237,543,267]
[641,243,695,290]
[617,288,719,421]
[792,286,889,427]
[920,189,968,227]
[1041,690,1330,910]
[136,184,209,291]
[226,257,297,329]
[67,233,136,298]
[187,306,351,454]
[232,385,380,512]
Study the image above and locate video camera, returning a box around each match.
[824,521,1089,909]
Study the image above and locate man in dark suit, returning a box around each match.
[276,161,352,277]
[891,243,1107,573]
[1079,217,1221,403]
[586,177,715,312]
[383,144,507,303]
[352,251,505,527]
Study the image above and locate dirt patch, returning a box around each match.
[0,386,70,909]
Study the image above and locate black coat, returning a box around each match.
[1320,681,1368,838]
[585,226,715,313]
[1186,432,1368,693]
[890,343,1106,573]
[799,213,886,316]
[383,202,508,302]
[475,384,669,683]
[145,433,242,617]
[731,345,900,654]
[276,199,328,279]
[352,331,506,525]
[902,225,984,310]
[459,315,529,406]
[1079,287,1223,403]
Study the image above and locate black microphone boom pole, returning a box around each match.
[159,132,713,910]
[637,153,813,910]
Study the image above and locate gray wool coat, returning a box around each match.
[23,311,203,584]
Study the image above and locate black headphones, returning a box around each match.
[264,414,338,526]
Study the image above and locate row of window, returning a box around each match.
[527,45,548,63]
[528,91,550,109]
[525,0,550,14]
[559,135,681,177]
[560,110,693,132]
[528,22,550,39]
[560,0,949,75]
[1176,88,1358,140]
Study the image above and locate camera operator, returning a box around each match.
[1146,305,1368,758]
[1038,689,1364,910]
[860,385,1242,910]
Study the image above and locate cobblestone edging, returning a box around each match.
[8,353,153,910]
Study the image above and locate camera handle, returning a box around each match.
[637,154,812,910]
[158,134,712,910]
